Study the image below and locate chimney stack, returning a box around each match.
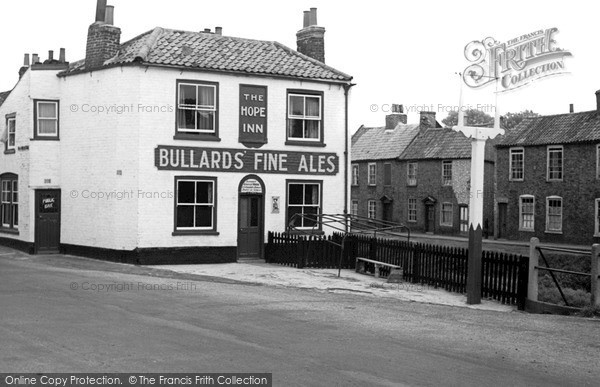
[385,104,407,129]
[32,54,39,64]
[48,50,54,61]
[215,27,222,35]
[596,90,600,113]
[296,8,325,63]
[86,0,121,70]
[569,103,574,113]
[59,48,66,63]
[419,111,437,130]
[19,54,30,79]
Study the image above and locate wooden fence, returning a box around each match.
[265,231,529,309]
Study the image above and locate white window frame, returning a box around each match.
[545,196,563,233]
[351,200,358,217]
[287,93,322,142]
[367,200,377,219]
[519,195,535,231]
[459,205,469,233]
[595,199,600,237]
[407,162,417,186]
[175,178,216,231]
[35,100,59,138]
[1,175,18,229]
[440,202,453,226]
[407,198,417,222]
[177,82,217,134]
[596,145,600,180]
[368,163,377,186]
[351,164,359,186]
[509,147,524,181]
[287,181,322,229]
[442,160,452,186]
[546,145,563,181]
[6,117,15,151]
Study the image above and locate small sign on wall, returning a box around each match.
[239,84,268,148]
[271,196,280,214]
[241,179,263,194]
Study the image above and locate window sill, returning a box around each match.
[509,179,524,182]
[285,140,326,147]
[439,224,453,228]
[30,137,60,141]
[544,230,563,234]
[4,149,16,155]
[546,179,563,183]
[368,184,376,187]
[518,228,535,232]
[173,133,221,142]
[407,220,417,223]
[0,228,19,235]
[172,230,220,236]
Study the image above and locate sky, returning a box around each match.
[0,0,598,133]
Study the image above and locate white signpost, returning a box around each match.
[452,75,504,304]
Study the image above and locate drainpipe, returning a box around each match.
[343,82,355,232]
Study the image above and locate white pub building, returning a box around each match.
[0,1,353,263]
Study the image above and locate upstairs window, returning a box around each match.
[509,148,524,181]
[547,146,563,181]
[34,100,59,139]
[176,80,219,140]
[442,160,452,186]
[351,164,359,186]
[407,162,417,186]
[0,174,18,230]
[287,91,323,144]
[596,145,599,179]
[368,163,376,186]
[383,163,392,186]
[5,116,15,152]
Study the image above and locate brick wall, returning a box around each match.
[296,26,326,63]
[497,143,600,244]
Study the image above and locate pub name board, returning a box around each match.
[239,84,267,147]
[155,146,339,175]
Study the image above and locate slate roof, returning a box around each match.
[61,27,352,82]
[351,123,421,161]
[497,110,600,147]
[401,127,496,162]
[0,90,11,107]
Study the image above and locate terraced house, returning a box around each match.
[351,109,496,235]
[0,1,353,263]
[495,91,600,244]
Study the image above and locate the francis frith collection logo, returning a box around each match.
[463,28,572,90]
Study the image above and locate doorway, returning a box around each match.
[425,205,435,233]
[238,176,264,259]
[498,203,507,239]
[35,189,61,254]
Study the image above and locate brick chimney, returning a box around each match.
[596,90,600,113]
[296,8,325,63]
[18,54,30,79]
[386,104,407,129]
[85,0,121,70]
[419,111,437,130]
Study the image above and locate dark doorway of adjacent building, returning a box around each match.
[498,203,508,239]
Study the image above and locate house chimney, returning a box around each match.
[596,90,600,113]
[569,103,574,113]
[59,48,66,63]
[203,28,211,33]
[105,5,114,25]
[385,104,407,129]
[419,111,437,130]
[85,0,121,70]
[296,8,325,63]
[215,27,222,35]
[23,54,30,67]
[48,50,54,61]
[32,54,39,64]
[19,54,30,79]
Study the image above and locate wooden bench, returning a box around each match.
[355,257,402,278]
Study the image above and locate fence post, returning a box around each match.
[591,244,599,308]
[265,232,273,263]
[527,237,540,303]
[517,255,529,311]
[297,237,305,269]
[369,237,377,261]
[412,243,420,284]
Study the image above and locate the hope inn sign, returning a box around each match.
[154,146,339,175]
[239,84,268,148]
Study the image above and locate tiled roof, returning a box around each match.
[0,90,11,107]
[351,123,421,161]
[61,27,352,82]
[497,110,600,147]
[401,127,496,162]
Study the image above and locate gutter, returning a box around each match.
[343,83,356,232]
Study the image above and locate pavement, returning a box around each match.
[152,261,514,312]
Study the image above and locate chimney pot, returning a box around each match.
[303,11,310,28]
[95,0,107,22]
[48,50,54,61]
[215,26,222,35]
[32,54,39,64]
[105,5,114,25]
[59,48,66,63]
[204,28,211,33]
[309,8,318,26]
[569,103,574,113]
[23,54,30,67]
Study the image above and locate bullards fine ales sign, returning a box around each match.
[155,146,339,176]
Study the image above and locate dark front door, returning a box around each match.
[498,203,507,239]
[238,195,262,259]
[35,189,61,254]
[382,202,393,222]
[425,205,435,233]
